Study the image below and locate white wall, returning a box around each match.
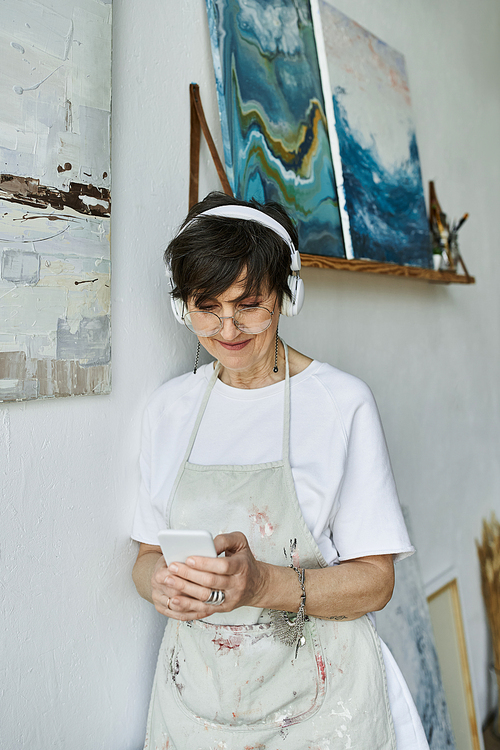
[1,1,499,747]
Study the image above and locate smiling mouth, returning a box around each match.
[216,339,251,351]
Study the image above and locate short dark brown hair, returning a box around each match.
[164,192,298,307]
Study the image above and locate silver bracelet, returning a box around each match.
[270,564,307,657]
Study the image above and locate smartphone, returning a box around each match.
[158,529,217,566]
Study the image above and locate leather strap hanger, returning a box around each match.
[189,83,234,209]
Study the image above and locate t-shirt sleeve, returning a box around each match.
[330,384,414,563]
[131,406,165,545]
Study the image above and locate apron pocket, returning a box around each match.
[167,618,326,729]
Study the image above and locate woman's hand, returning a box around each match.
[157,531,268,621]
[149,554,179,617]
[133,539,395,622]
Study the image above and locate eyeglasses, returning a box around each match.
[183,305,275,337]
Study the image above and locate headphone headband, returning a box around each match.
[179,204,301,272]
[169,202,304,322]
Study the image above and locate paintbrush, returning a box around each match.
[452,213,469,234]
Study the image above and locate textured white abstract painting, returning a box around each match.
[0,0,112,401]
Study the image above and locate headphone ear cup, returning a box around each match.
[166,264,186,324]
[281,275,304,317]
[170,295,186,324]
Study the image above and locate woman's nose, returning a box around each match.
[219,315,240,340]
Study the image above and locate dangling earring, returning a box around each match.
[273,328,279,373]
[193,341,201,375]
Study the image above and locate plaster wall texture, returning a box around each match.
[1,1,499,748]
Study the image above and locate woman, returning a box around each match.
[132,192,429,749]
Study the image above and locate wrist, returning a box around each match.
[255,563,300,611]
[251,560,272,607]
[269,564,307,655]
[133,550,162,603]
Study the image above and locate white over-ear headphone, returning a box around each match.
[168,204,304,323]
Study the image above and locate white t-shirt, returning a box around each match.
[132,359,428,750]
[132,359,414,565]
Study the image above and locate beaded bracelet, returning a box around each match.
[270,563,307,658]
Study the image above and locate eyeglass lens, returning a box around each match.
[184,307,273,337]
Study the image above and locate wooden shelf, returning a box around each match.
[300,253,475,284]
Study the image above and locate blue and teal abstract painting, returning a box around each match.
[205,0,345,258]
[318,2,433,267]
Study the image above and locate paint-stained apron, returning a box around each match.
[143,344,397,750]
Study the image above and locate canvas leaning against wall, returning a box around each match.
[205,0,346,259]
[313,2,432,267]
[0,0,112,403]
[376,509,456,750]
[205,0,432,269]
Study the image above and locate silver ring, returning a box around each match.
[205,590,225,606]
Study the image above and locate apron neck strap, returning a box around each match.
[180,361,221,464]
